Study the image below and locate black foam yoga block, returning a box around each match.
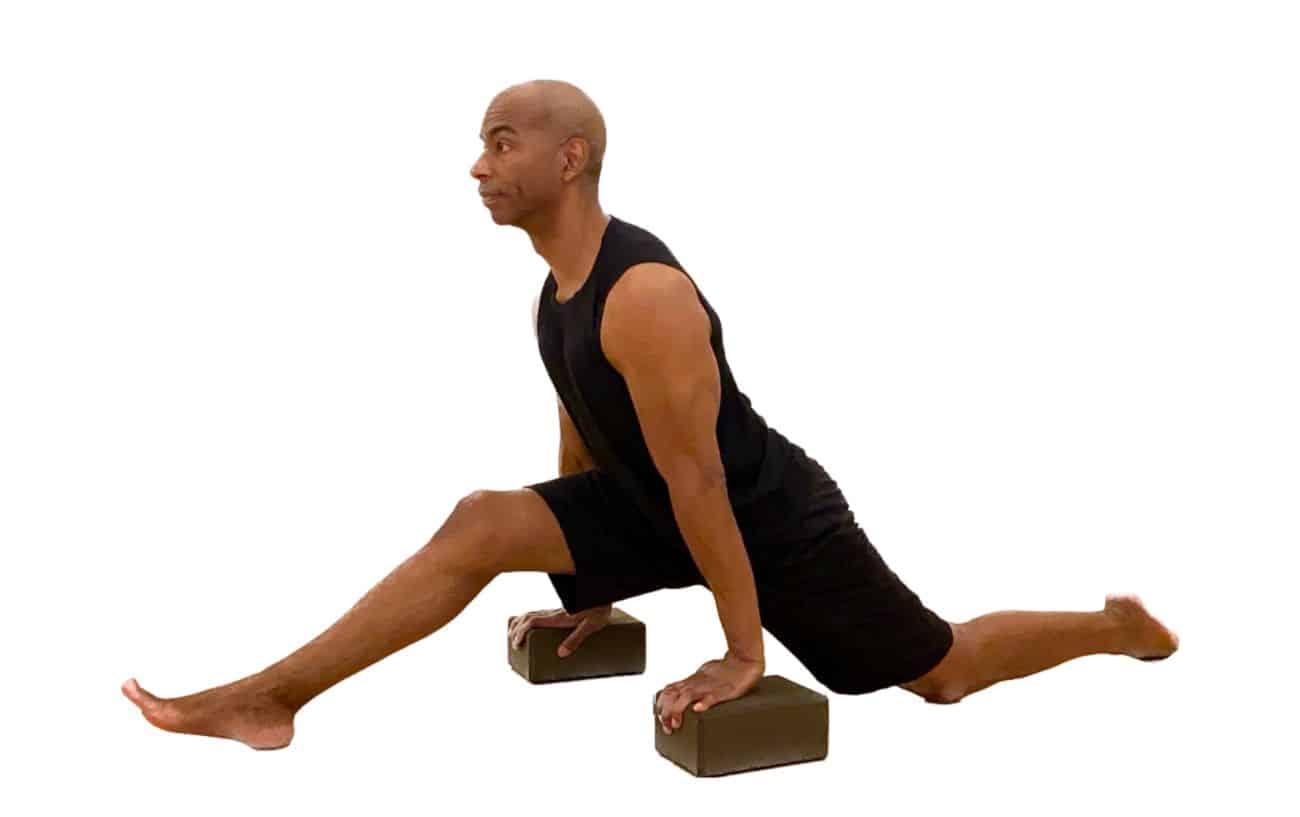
[653,675,829,776]
[508,607,646,683]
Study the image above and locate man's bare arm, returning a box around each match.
[601,262,764,663]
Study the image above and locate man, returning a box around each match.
[122,79,1179,751]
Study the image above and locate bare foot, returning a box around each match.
[121,677,296,750]
[1103,593,1180,661]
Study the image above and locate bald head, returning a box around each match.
[489,79,606,186]
[472,80,608,228]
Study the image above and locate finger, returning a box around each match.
[661,683,695,732]
[656,687,677,730]
[675,682,721,728]
[669,685,698,729]
[557,619,593,658]
[691,691,718,714]
[661,682,687,712]
[513,611,575,649]
[512,612,541,649]
[533,613,570,627]
[508,614,527,636]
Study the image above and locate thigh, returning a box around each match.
[745,452,953,696]
[524,469,705,614]
[438,487,577,575]
[755,521,954,695]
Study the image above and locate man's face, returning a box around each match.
[471,98,562,226]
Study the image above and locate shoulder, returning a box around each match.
[610,261,695,304]
[605,262,704,329]
[601,262,710,370]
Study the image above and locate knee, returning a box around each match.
[923,684,965,705]
[899,622,969,704]
[899,675,965,704]
[451,489,496,518]
[425,489,502,572]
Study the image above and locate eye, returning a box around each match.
[496,141,509,152]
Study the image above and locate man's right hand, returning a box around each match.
[508,604,613,658]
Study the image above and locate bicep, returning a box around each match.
[603,271,725,488]
[623,342,723,488]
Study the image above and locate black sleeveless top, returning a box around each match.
[535,214,793,538]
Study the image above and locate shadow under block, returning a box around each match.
[653,675,829,777]
[508,607,646,683]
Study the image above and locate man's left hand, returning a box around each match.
[654,650,765,734]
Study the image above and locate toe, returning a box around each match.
[123,678,162,710]
[122,678,143,705]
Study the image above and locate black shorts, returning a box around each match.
[524,443,954,695]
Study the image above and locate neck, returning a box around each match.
[527,198,610,297]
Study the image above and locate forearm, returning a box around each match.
[667,476,764,662]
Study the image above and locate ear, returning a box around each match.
[560,135,592,182]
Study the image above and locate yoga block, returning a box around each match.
[508,607,645,683]
[653,674,829,777]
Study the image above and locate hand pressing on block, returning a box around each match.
[653,675,829,777]
[507,605,646,683]
[509,604,612,655]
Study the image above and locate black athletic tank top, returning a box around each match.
[535,214,793,539]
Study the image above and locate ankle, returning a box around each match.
[266,684,313,714]
[244,672,311,713]
[1095,609,1131,655]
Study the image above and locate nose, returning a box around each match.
[470,153,489,182]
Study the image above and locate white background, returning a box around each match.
[2,0,1295,813]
